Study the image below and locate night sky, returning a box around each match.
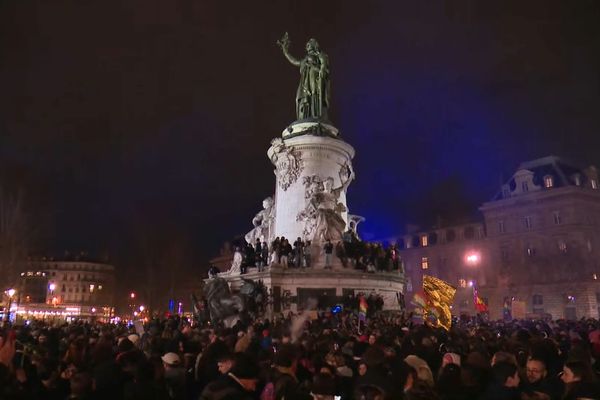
[1,1,599,283]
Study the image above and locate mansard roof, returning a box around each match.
[492,155,598,201]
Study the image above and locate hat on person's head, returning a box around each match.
[127,334,139,345]
[217,352,235,363]
[161,352,181,366]
[404,355,434,386]
[443,352,461,366]
[230,353,259,379]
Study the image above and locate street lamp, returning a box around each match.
[139,305,145,312]
[465,252,480,265]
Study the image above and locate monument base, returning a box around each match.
[219,266,405,314]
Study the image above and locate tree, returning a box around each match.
[0,187,32,291]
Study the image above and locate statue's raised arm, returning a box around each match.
[277,32,301,66]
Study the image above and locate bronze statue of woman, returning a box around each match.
[277,33,330,121]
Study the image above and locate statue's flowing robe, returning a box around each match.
[296,53,330,120]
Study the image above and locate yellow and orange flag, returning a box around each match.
[422,275,456,331]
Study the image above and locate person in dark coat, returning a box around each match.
[560,360,600,400]
[479,361,520,400]
[199,353,259,400]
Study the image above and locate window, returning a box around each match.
[421,257,429,270]
[533,294,544,305]
[553,211,561,225]
[421,235,428,247]
[574,174,582,186]
[588,240,593,253]
[458,279,467,288]
[524,216,532,230]
[544,175,554,188]
[558,240,567,253]
[446,230,456,242]
[62,284,66,292]
[526,245,536,257]
[498,220,505,234]
[522,182,529,192]
[592,179,598,190]
[501,246,509,262]
[464,227,475,239]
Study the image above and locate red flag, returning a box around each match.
[473,286,488,313]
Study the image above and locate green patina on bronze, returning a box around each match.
[277,32,330,121]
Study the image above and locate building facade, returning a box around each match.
[16,256,116,321]
[399,156,600,319]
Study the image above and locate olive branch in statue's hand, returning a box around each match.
[277,32,290,50]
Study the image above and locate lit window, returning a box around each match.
[524,216,532,230]
[458,279,467,288]
[558,241,567,253]
[421,257,429,270]
[498,220,505,234]
[553,211,561,225]
[592,179,598,190]
[421,235,428,247]
[574,175,582,186]
[526,246,535,257]
[544,176,554,188]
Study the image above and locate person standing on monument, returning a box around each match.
[293,237,304,268]
[277,32,330,121]
[304,240,312,268]
[261,240,269,269]
[255,239,263,271]
[324,239,333,269]
[280,237,291,268]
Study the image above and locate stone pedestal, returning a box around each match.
[267,122,355,243]
[224,267,405,312]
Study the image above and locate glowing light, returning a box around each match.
[133,311,138,316]
[49,283,56,291]
[465,252,480,265]
[468,280,474,287]
[130,292,136,299]
[139,305,145,312]
[6,289,16,297]
[91,307,96,313]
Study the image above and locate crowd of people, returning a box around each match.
[228,233,404,274]
[2,311,600,399]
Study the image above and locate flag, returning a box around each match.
[422,275,456,331]
[411,291,428,309]
[472,286,488,313]
[358,295,368,322]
